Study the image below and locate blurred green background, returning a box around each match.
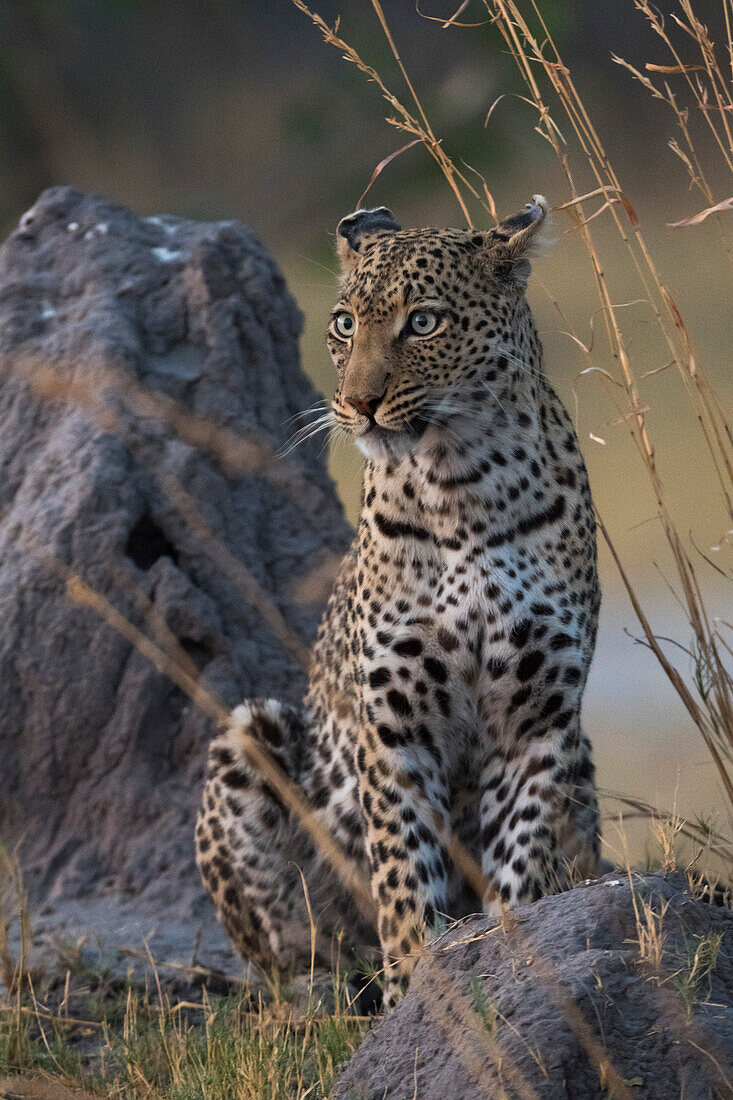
[2,1,730,860]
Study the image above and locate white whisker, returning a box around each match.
[479,379,508,415]
[279,411,336,457]
[283,399,329,426]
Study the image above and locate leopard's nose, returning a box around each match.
[345,393,384,418]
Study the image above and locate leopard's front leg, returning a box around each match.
[357,663,452,1009]
[479,719,600,911]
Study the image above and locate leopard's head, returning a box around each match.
[327,198,548,460]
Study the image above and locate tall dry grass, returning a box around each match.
[292,0,733,869]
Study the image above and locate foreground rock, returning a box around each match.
[335,873,733,1100]
[0,187,350,979]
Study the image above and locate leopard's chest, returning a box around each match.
[359,541,562,736]
[431,550,550,688]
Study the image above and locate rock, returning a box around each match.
[335,873,733,1100]
[0,187,350,977]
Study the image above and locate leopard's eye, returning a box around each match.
[332,311,356,340]
[407,311,439,337]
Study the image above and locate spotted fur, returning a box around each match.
[196,197,601,1007]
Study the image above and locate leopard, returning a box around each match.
[195,196,602,1008]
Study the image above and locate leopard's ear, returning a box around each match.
[336,206,401,275]
[478,195,548,288]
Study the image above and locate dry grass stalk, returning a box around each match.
[631,888,670,974]
[289,0,497,225]
[477,0,732,832]
[651,808,685,873]
[599,787,732,866]
[0,848,31,999]
[115,946,250,991]
[615,0,733,223]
